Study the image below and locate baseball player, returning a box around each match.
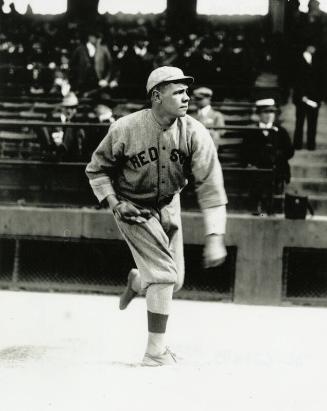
[86,66,228,366]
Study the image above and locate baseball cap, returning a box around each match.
[146,66,194,94]
[193,87,213,99]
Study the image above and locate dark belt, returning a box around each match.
[117,194,174,211]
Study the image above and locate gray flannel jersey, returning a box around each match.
[86,109,227,210]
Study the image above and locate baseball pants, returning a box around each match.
[114,194,185,292]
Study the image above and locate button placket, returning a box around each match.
[159,130,169,197]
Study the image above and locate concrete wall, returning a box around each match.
[1,205,327,305]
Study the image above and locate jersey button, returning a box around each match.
[162,146,166,150]
[161,180,165,184]
[162,165,166,168]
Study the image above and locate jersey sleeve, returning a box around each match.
[85,122,123,202]
[189,119,228,209]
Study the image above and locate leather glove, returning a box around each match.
[203,234,227,268]
[112,201,151,224]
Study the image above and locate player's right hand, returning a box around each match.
[112,201,151,224]
[203,234,227,268]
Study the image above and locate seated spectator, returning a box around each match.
[83,103,115,159]
[37,92,86,161]
[241,98,294,214]
[49,68,71,97]
[190,87,225,150]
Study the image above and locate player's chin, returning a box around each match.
[177,107,188,116]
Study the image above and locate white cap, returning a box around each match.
[255,98,276,108]
[61,92,79,107]
[146,66,194,94]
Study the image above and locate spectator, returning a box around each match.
[190,87,225,150]
[293,44,324,150]
[49,68,71,97]
[83,103,115,159]
[69,30,115,97]
[223,33,256,97]
[241,98,294,214]
[116,30,154,99]
[187,36,223,87]
[37,92,86,161]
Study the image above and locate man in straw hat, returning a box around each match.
[241,98,294,214]
[86,66,228,366]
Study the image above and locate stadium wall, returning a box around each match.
[0,206,326,305]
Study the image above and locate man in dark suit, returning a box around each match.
[241,99,294,214]
[69,30,115,96]
[293,44,324,150]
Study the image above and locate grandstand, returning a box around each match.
[0,0,327,307]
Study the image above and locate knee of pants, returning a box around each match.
[173,281,183,293]
[173,271,185,293]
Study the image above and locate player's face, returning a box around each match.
[159,83,190,118]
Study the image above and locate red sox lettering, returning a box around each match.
[129,148,187,169]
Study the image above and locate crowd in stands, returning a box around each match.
[1,1,327,101]
[0,3,275,100]
[1,1,327,213]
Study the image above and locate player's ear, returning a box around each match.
[152,89,161,103]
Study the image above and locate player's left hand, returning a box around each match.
[203,234,227,268]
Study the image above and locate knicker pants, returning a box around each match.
[114,194,185,292]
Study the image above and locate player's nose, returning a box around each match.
[183,93,190,102]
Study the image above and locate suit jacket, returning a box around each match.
[70,43,113,92]
[241,124,294,183]
[292,51,324,105]
[191,106,225,149]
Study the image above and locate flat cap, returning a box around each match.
[193,87,213,98]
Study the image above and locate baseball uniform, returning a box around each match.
[86,108,227,290]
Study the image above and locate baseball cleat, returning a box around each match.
[141,347,177,367]
[119,269,138,310]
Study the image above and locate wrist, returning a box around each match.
[106,195,120,210]
[205,233,225,244]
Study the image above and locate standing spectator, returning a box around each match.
[224,34,256,98]
[69,30,115,97]
[188,36,225,87]
[116,30,153,99]
[293,44,324,150]
[190,87,225,150]
[241,99,294,214]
